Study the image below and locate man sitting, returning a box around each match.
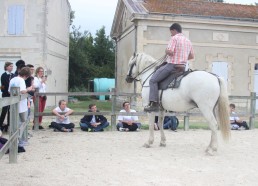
[50,100,74,132]
[116,101,141,131]
[229,103,249,130]
[80,104,109,132]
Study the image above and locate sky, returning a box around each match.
[69,0,257,36]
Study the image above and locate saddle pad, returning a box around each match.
[158,70,193,90]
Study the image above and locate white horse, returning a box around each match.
[125,53,230,155]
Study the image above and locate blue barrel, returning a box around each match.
[93,78,115,100]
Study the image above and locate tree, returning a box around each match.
[70,11,75,25]
[90,26,115,78]
[68,26,115,90]
[69,26,94,90]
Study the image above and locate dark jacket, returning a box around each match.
[25,76,34,96]
[80,110,107,124]
[1,72,14,97]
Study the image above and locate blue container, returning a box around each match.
[93,78,115,100]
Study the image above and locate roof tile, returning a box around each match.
[143,0,258,19]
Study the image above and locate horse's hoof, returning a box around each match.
[160,142,166,147]
[205,148,216,156]
[143,143,151,148]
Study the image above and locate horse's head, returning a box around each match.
[125,53,157,83]
[125,53,141,83]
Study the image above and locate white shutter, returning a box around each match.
[212,62,228,84]
[8,6,16,35]
[7,5,24,35]
[15,5,24,35]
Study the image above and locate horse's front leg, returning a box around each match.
[156,113,166,147]
[158,116,166,147]
[143,114,155,148]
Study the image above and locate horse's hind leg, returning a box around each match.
[143,114,155,148]
[199,105,218,155]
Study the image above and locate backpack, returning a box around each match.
[168,116,179,131]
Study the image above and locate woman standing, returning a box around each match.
[33,67,47,129]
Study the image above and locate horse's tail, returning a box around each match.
[217,77,231,141]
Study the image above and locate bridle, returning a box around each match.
[126,54,167,84]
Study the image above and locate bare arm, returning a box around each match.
[188,51,194,60]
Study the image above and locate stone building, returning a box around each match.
[0,0,71,105]
[111,0,258,99]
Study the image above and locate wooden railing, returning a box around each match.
[0,87,30,163]
[33,90,257,131]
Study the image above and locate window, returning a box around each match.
[8,5,25,35]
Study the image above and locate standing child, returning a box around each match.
[0,62,14,132]
[9,67,33,147]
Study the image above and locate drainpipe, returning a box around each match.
[43,0,47,64]
[133,24,137,105]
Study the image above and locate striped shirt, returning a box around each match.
[166,33,194,64]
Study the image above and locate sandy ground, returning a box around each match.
[1,128,258,186]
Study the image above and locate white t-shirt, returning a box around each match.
[91,115,96,124]
[230,111,240,121]
[8,77,27,113]
[53,106,71,124]
[117,109,138,121]
[34,77,46,93]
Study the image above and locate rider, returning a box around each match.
[144,23,194,112]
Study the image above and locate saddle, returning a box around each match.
[158,69,193,90]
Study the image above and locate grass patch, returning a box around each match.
[67,99,112,112]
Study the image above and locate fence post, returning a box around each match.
[184,113,189,131]
[111,88,116,131]
[34,88,39,131]
[9,87,20,163]
[249,92,256,129]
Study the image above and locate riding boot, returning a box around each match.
[144,102,160,112]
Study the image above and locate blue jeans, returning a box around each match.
[163,119,171,129]
[80,121,109,132]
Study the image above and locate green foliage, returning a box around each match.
[69,25,115,90]
[70,11,75,25]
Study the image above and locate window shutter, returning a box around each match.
[8,6,16,35]
[212,62,228,84]
[7,5,24,35]
[15,5,24,35]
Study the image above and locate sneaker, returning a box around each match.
[53,129,59,132]
[67,128,73,132]
[88,128,92,132]
[39,126,44,130]
[119,127,125,132]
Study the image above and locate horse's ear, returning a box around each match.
[133,52,136,57]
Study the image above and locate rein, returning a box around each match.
[131,55,167,83]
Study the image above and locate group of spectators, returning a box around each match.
[0,60,47,151]
[49,101,142,133]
